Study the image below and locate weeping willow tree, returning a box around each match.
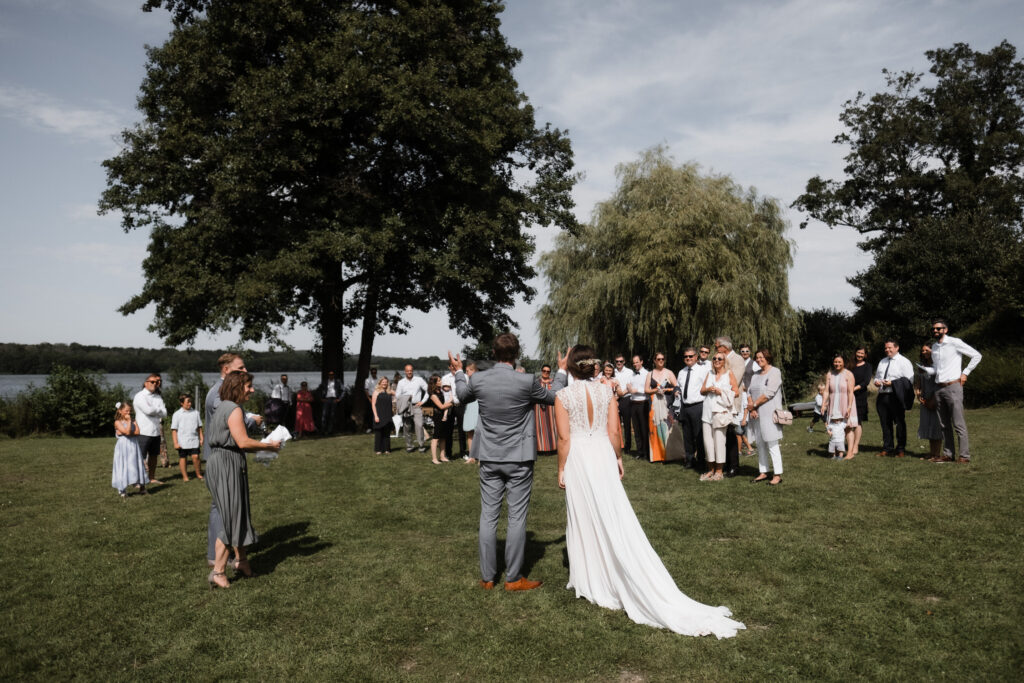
[538,147,800,366]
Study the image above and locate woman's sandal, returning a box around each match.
[208,570,230,589]
[768,476,783,486]
[751,475,769,484]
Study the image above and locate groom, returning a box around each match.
[450,334,567,591]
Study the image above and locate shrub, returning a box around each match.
[963,347,1024,407]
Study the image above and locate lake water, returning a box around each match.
[0,371,375,399]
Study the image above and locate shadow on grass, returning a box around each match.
[493,531,566,579]
[253,521,332,573]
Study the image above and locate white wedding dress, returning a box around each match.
[559,381,745,638]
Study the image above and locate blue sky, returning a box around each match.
[1,0,1021,358]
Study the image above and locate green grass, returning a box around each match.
[2,408,1022,681]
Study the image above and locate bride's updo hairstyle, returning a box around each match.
[567,344,601,381]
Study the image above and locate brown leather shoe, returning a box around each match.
[504,577,543,591]
[929,455,954,463]
[956,457,971,464]
[877,450,887,457]
[479,580,495,590]
[896,450,905,458]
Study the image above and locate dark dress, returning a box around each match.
[372,391,394,453]
[206,400,258,547]
[851,362,873,423]
[430,389,453,441]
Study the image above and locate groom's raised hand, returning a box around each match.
[557,346,570,373]
[447,350,463,373]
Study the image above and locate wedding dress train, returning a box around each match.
[559,380,745,638]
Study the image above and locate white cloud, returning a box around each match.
[0,84,125,144]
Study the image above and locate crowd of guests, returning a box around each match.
[107,318,980,588]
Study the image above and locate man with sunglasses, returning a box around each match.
[133,373,168,482]
[676,347,708,469]
[612,354,634,454]
[920,319,981,463]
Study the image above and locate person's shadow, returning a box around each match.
[495,532,566,578]
[251,521,331,574]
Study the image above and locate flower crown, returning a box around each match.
[575,358,601,370]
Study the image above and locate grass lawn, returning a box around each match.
[2,407,1022,681]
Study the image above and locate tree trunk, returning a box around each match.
[317,285,346,433]
[351,283,380,431]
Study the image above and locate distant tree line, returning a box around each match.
[0,343,454,375]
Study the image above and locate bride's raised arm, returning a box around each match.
[555,396,571,489]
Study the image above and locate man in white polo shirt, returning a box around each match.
[923,319,982,463]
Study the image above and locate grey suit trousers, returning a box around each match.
[935,382,970,460]
[478,460,534,583]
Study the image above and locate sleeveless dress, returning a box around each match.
[558,381,745,638]
[827,371,859,426]
[111,429,149,492]
[917,369,942,440]
[534,377,558,452]
[647,373,672,462]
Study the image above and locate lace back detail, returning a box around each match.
[558,381,611,436]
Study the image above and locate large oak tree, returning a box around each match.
[100,0,577,423]
[792,41,1024,343]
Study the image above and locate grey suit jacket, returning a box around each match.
[455,364,566,463]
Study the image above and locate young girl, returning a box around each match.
[112,402,149,498]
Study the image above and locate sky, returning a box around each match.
[1,0,1021,360]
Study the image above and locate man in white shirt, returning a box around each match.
[926,319,982,463]
[396,364,429,452]
[627,354,650,460]
[739,344,756,389]
[133,373,168,482]
[873,340,915,457]
[269,373,293,430]
[676,347,709,469]
[611,354,634,453]
[319,370,343,434]
[697,345,711,366]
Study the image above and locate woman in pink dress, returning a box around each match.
[293,381,316,439]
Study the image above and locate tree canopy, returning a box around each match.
[538,147,799,366]
[792,41,1024,343]
[100,0,577,389]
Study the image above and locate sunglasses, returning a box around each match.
[713,357,725,361]
[655,357,665,361]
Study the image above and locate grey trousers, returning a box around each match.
[478,460,535,583]
[935,382,970,460]
[402,405,425,449]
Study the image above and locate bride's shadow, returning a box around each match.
[496,532,566,578]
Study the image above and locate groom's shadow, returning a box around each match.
[496,532,566,578]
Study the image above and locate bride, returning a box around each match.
[554,345,745,638]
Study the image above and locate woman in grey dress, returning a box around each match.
[746,349,785,486]
[915,342,943,460]
[206,371,280,589]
